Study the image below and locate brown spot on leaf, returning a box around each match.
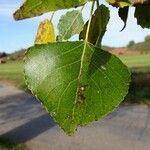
[76,85,87,105]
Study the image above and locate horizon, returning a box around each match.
[0,38,148,55]
[0,0,150,53]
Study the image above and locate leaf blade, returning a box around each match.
[25,41,130,135]
[58,10,84,41]
[14,0,89,20]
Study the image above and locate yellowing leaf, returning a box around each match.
[35,19,55,44]
[107,0,131,7]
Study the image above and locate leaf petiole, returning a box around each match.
[50,12,55,21]
[85,0,95,41]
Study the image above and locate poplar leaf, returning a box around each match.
[24,41,130,135]
[118,7,129,31]
[134,6,150,29]
[14,0,89,20]
[79,5,110,47]
[35,19,55,44]
[107,0,131,7]
[57,10,84,41]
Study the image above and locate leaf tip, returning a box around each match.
[13,8,26,21]
[120,25,126,32]
[13,10,20,20]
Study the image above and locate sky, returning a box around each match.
[0,0,150,53]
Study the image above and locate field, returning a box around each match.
[119,54,150,68]
[0,61,25,89]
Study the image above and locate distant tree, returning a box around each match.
[127,40,135,48]
[145,35,150,42]
[0,52,7,58]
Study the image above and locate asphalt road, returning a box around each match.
[0,84,150,150]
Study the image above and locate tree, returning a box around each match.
[0,52,7,58]
[145,35,150,42]
[13,0,150,135]
[127,40,135,48]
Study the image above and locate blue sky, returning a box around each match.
[0,0,150,53]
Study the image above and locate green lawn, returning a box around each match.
[0,61,26,89]
[119,54,150,68]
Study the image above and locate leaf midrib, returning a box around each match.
[71,41,89,121]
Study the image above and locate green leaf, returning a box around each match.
[79,5,110,47]
[107,0,131,7]
[14,0,89,20]
[25,41,130,135]
[134,6,150,29]
[118,7,129,31]
[57,10,84,41]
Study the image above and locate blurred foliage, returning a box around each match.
[145,35,150,42]
[128,37,150,53]
[127,40,135,48]
[0,138,29,150]
[125,67,150,105]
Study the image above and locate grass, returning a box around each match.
[0,138,29,150]
[0,61,26,89]
[119,54,150,68]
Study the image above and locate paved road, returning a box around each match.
[0,84,150,150]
